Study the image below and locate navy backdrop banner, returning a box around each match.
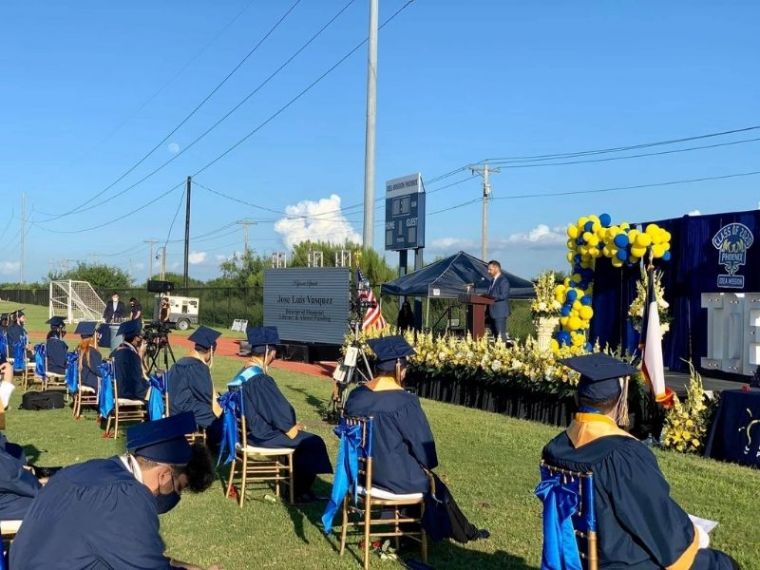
[590,209,760,373]
[704,389,760,467]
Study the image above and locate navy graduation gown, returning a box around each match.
[10,457,173,570]
[344,387,437,494]
[168,356,216,428]
[112,344,148,400]
[80,346,103,391]
[6,324,25,347]
[241,372,332,492]
[543,429,736,569]
[0,443,40,520]
[45,337,68,375]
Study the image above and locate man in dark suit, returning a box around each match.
[485,260,510,343]
[102,292,126,324]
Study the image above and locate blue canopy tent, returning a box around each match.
[381,250,535,300]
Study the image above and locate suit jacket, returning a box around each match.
[486,273,510,319]
[102,301,126,323]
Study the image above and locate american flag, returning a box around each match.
[357,269,386,330]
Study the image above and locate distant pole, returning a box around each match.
[20,193,26,283]
[144,240,158,280]
[362,0,379,250]
[183,176,191,290]
[236,219,257,254]
[470,164,500,260]
[160,247,167,281]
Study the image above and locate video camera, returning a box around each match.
[349,276,377,322]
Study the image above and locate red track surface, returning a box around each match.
[27,331,335,379]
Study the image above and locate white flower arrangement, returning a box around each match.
[531,272,562,318]
[628,267,671,333]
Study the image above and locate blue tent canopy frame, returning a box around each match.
[380,251,535,300]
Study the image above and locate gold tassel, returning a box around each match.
[616,376,630,428]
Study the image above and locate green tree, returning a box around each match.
[289,241,396,286]
[215,250,268,288]
[140,272,206,288]
[47,262,133,290]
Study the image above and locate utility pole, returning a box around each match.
[159,247,167,281]
[144,240,158,280]
[470,163,500,260]
[183,176,192,290]
[236,219,257,254]
[20,193,26,283]
[362,0,379,250]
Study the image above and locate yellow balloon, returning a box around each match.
[635,233,652,247]
[652,244,666,258]
[630,255,640,264]
[587,234,600,247]
[631,246,647,258]
[645,224,659,236]
[577,216,589,227]
[582,232,593,242]
[566,252,574,263]
[567,225,579,239]
[559,317,569,327]
[572,300,582,311]
[588,247,600,257]
[612,258,623,268]
[664,242,671,251]
[580,306,594,320]
[568,316,582,331]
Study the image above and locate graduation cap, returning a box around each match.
[189,326,221,351]
[367,336,415,372]
[117,319,142,338]
[47,316,66,329]
[247,326,279,354]
[75,321,98,337]
[559,353,638,402]
[126,412,196,465]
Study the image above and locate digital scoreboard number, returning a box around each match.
[384,173,426,251]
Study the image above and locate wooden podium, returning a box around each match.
[458,294,495,339]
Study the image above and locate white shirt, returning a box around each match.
[119,454,144,483]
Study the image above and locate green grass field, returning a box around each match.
[3,302,760,569]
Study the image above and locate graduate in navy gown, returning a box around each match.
[541,354,738,570]
[10,413,218,570]
[0,397,41,520]
[167,326,223,446]
[75,321,102,391]
[0,314,9,361]
[6,309,28,352]
[240,326,332,501]
[45,316,68,375]
[111,319,149,401]
[343,336,489,543]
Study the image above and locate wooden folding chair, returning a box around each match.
[72,356,98,419]
[538,460,598,570]
[1,519,21,564]
[44,353,67,392]
[104,376,147,439]
[224,397,295,507]
[338,416,427,569]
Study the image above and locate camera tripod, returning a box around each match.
[143,333,176,376]
[327,320,374,422]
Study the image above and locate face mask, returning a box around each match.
[155,490,181,514]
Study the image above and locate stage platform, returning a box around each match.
[665,370,745,395]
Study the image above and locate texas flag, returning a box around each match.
[639,268,674,407]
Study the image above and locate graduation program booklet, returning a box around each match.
[689,514,718,549]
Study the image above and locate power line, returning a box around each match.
[62,0,258,169]
[491,169,760,201]
[482,125,760,163]
[37,0,303,224]
[486,136,760,169]
[164,188,188,248]
[189,0,417,179]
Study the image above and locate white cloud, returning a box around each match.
[503,224,566,247]
[274,194,360,249]
[429,224,566,256]
[0,261,20,275]
[188,251,207,265]
[687,209,701,216]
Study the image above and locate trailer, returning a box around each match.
[153,294,199,330]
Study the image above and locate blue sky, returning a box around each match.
[1,0,758,283]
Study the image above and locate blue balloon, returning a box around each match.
[569,281,577,288]
[584,221,594,232]
[614,234,629,248]
[581,295,593,306]
[584,342,593,352]
[599,213,612,228]
[566,290,578,302]
[576,237,585,245]
[663,251,671,261]
[560,305,571,317]
[616,249,628,261]
[574,254,581,263]
[581,268,594,279]
[557,331,571,346]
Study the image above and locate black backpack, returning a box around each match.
[20,390,65,411]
